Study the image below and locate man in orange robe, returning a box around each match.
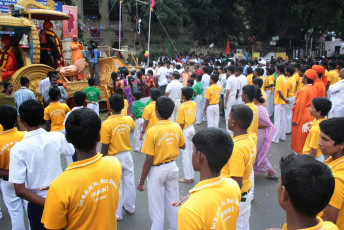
[312,65,326,97]
[291,69,317,154]
[70,35,84,80]
[0,35,17,84]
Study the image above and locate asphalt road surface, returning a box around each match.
[0,115,292,230]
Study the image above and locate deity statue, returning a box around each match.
[0,35,18,84]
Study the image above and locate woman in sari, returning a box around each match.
[0,82,15,106]
[253,86,278,180]
[134,71,146,97]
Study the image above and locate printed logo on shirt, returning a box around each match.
[50,109,66,117]
[185,108,196,117]
[112,124,131,135]
[0,141,18,155]
[157,132,178,146]
[87,91,97,97]
[211,198,240,229]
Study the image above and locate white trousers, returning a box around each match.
[250,170,255,196]
[194,95,203,124]
[285,97,295,134]
[207,104,219,128]
[272,104,286,143]
[200,90,207,122]
[328,105,344,118]
[181,125,195,180]
[237,188,253,230]
[134,118,144,152]
[170,101,181,122]
[1,179,28,230]
[147,161,179,230]
[225,97,236,135]
[265,90,273,117]
[87,102,99,116]
[115,151,136,219]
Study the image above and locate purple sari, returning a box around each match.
[254,105,276,174]
[123,79,134,114]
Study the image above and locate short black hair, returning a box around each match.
[182,87,194,100]
[227,66,236,74]
[150,88,161,101]
[242,85,257,101]
[210,74,219,83]
[109,94,124,112]
[147,70,153,76]
[255,68,264,76]
[66,108,101,152]
[187,79,194,86]
[172,71,180,80]
[280,154,335,216]
[192,128,234,173]
[156,96,174,119]
[0,105,17,130]
[329,62,337,69]
[190,73,197,79]
[252,77,263,88]
[286,66,295,75]
[235,66,243,73]
[88,77,95,86]
[196,74,202,81]
[277,64,285,74]
[115,87,124,96]
[74,91,86,106]
[230,104,253,129]
[49,87,61,101]
[266,67,275,75]
[320,118,344,145]
[49,74,58,81]
[312,97,332,117]
[20,77,30,86]
[246,67,253,74]
[19,99,44,127]
[133,91,142,100]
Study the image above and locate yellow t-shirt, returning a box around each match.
[142,101,158,132]
[258,76,266,89]
[100,114,135,155]
[274,75,287,105]
[247,74,253,85]
[325,156,344,229]
[44,102,71,131]
[282,217,338,230]
[265,74,275,92]
[286,76,297,98]
[176,101,197,129]
[121,99,129,116]
[246,102,259,143]
[221,134,257,193]
[293,73,302,92]
[178,176,241,230]
[327,70,339,86]
[141,120,185,165]
[41,153,122,230]
[204,84,222,105]
[302,118,326,158]
[0,125,3,131]
[0,128,25,170]
[261,89,267,106]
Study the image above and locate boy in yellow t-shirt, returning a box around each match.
[302,97,332,162]
[285,66,297,134]
[276,154,337,230]
[254,67,266,89]
[221,104,257,230]
[44,87,71,133]
[177,87,197,183]
[100,94,136,220]
[252,77,267,106]
[114,88,129,116]
[203,74,222,128]
[137,96,185,230]
[246,67,253,85]
[176,128,241,230]
[42,108,122,230]
[0,106,26,230]
[241,85,259,144]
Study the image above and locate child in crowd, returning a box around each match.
[44,87,71,133]
[131,91,146,152]
[64,91,86,125]
[42,109,122,229]
[252,77,266,106]
[137,96,185,230]
[193,75,203,124]
[115,88,129,116]
[84,77,101,115]
[186,79,195,100]
[285,66,297,134]
[177,87,197,183]
[302,97,332,162]
[203,74,221,128]
[100,94,136,221]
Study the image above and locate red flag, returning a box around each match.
[151,0,155,8]
[226,38,230,55]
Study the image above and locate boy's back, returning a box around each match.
[132,100,145,117]
[177,101,197,129]
[84,86,101,102]
[44,102,71,131]
[142,101,158,131]
[246,102,259,143]
[0,128,25,170]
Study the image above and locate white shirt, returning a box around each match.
[226,75,238,99]
[39,77,51,95]
[166,79,183,101]
[237,74,247,97]
[218,74,227,95]
[145,67,156,77]
[157,66,168,86]
[9,128,75,198]
[329,79,344,106]
[201,74,210,90]
[64,106,84,125]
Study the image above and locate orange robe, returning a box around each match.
[70,41,84,80]
[313,79,326,98]
[291,85,317,154]
[0,49,17,81]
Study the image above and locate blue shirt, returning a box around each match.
[14,87,36,114]
[87,49,99,63]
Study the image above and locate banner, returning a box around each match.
[0,0,62,13]
[62,5,77,39]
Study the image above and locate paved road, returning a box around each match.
[0,115,292,230]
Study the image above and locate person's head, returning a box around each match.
[155,96,174,119]
[196,74,202,82]
[49,87,61,101]
[73,35,78,42]
[266,67,275,75]
[242,85,257,103]
[137,71,142,79]
[276,64,285,75]
[278,154,335,217]
[246,67,253,75]
[227,66,236,75]
[309,97,332,118]
[148,61,153,67]
[255,68,264,77]
[187,79,194,87]
[254,86,265,105]
[181,87,194,101]
[0,105,17,130]
[285,66,295,76]
[20,77,30,87]
[252,77,263,88]
[319,118,344,156]
[192,128,234,174]
[235,66,243,75]
[49,74,58,85]
[147,70,153,77]
[88,77,95,86]
[302,69,316,84]
[133,91,142,101]
[3,82,13,94]
[115,87,124,96]
[122,69,129,77]
[228,104,253,131]
[19,99,43,127]
[65,108,101,153]
[111,72,118,82]
[150,88,161,101]
[329,61,337,70]
[210,74,219,84]
[73,91,86,107]
[109,94,124,113]
[172,71,180,80]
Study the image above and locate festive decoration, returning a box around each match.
[144,50,149,58]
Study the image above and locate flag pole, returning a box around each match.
[147,2,152,65]
[119,1,122,50]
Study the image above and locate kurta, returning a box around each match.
[313,79,326,98]
[291,85,317,154]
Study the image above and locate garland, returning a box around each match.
[0,46,13,69]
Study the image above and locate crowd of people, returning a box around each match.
[0,52,344,230]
